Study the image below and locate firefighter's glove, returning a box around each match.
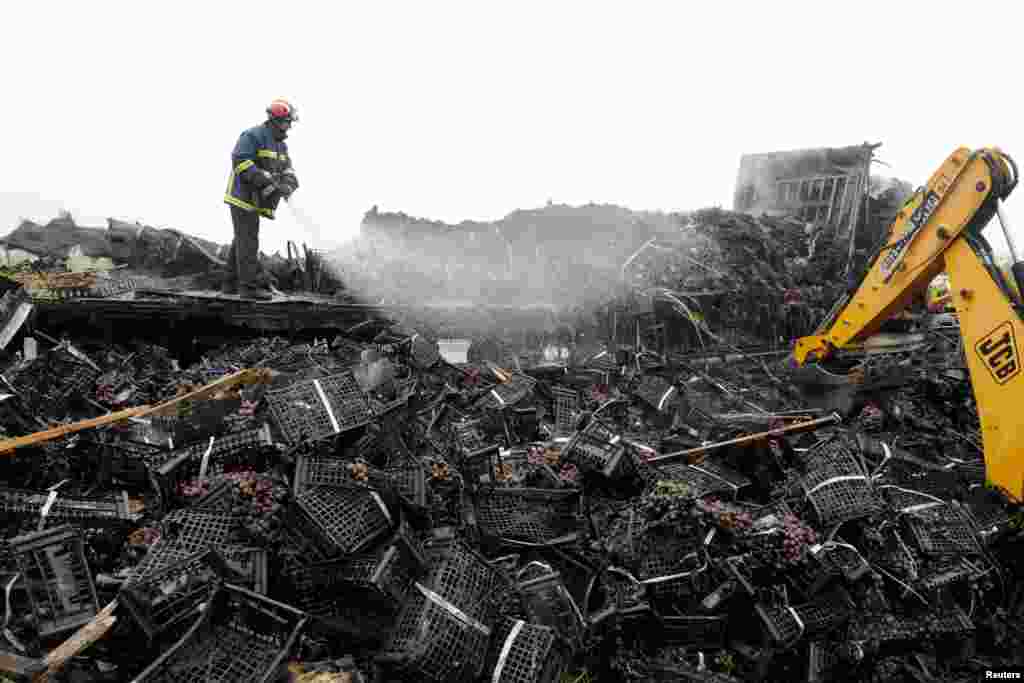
[253,170,275,187]
[279,170,299,198]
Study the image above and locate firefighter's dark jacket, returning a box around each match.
[224,123,297,219]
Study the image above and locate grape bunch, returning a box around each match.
[349,462,369,483]
[526,445,546,466]
[95,383,116,404]
[127,526,161,547]
[223,470,279,514]
[637,489,697,523]
[858,402,885,432]
[867,656,908,683]
[179,478,211,498]
[238,399,257,416]
[430,461,451,481]
[781,513,818,564]
[179,470,283,516]
[697,497,754,531]
[494,463,514,482]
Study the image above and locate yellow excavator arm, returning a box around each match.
[793,147,1024,500]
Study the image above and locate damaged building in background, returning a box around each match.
[733,143,878,230]
[733,143,913,275]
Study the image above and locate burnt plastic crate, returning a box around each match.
[628,517,705,585]
[293,455,429,512]
[476,373,537,410]
[651,462,736,498]
[260,343,333,374]
[0,392,40,436]
[905,502,982,557]
[551,386,580,437]
[282,560,395,644]
[800,437,883,526]
[484,618,567,683]
[847,606,975,643]
[147,399,244,446]
[562,418,633,480]
[787,557,838,600]
[266,371,375,445]
[657,615,728,649]
[291,455,357,495]
[6,346,100,418]
[426,538,505,611]
[188,480,237,512]
[221,547,268,595]
[722,554,763,597]
[460,443,502,487]
[338,532,427,599]
[97,439,165,486]
[689,458,751,498]
[955,460,987,486]
[919,557,987,591]
[0,486,137,530]
[130,583,308,683]
[120,548,238,640]
[377,580,494,682]
[9,525,100,638]
[815,542,870,583]
[475,488,586,547]
[755,587,853,646]
[517,570,586,650]
[962,487,1014,544]
[286,484,394,558]
[453,419,489,456]
[885,461,963,500]
[147,425,273,506]
[633,375,679,413]
[878,484,947,513]
[807,641,841,683]
[155,510,240,554]
[126,511,246,583]
[384,465,430,511]
[636,660,743,683]
[287,528,427,633]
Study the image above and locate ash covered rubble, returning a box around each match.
[0,307,1021,683]
[0,214,346,305]
[0,191,1020,681]
[617,206,874,351]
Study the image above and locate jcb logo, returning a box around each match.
[909,191,941,230]
[975,322,1021,385]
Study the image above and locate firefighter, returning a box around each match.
[222,98,300,299]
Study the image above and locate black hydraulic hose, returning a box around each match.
[967,233,1024,311]
[1000,151,1018,197]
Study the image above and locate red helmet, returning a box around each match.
[266,98,298,123]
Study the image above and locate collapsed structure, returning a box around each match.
[1,143,1021,682]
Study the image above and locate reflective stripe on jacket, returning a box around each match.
[224,123,293,219]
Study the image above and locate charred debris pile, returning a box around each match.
[0,215,345,299]
[0,309,1022,682]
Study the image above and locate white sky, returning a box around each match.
[3,2,1024,258]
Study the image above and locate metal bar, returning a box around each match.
[649,413,841,466]
[995,200,1021,262]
